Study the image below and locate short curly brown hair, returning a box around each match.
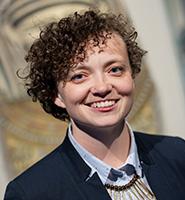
[22,10,146,121]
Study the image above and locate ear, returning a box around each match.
[54,94,66,108]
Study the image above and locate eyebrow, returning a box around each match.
[74,58,128,70]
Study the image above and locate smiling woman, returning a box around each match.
[54,33,134,133]
[4,9,185,200]
[22,10,145,122]
[53,33,135,161]
[0,1,159,199]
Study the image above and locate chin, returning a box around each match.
[90,118,125,128]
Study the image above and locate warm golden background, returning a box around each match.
[0,0,185,198]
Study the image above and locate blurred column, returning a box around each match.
[122,0,185,137]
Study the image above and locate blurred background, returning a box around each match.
[0,0,185,198]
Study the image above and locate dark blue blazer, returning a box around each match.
[4,132,185,200]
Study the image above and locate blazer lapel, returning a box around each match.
[134,132,176,200]
[80,172,111,200]
[60,135,111,200]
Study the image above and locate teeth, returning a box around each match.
[91,100,115,108]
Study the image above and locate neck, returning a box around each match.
[71,120,131,168]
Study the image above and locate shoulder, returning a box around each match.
[134,132,185,161]
[4,143,69,199]
[134,131,185,146]
[134,131,185,147]
[17,143,66,180]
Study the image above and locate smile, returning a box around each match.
[90,100,116,108]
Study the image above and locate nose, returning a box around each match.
[90,76,112,97]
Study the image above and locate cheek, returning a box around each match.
[62,85,89,105]
[117,79,134,95]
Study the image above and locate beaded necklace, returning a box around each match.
[105,174,156,200]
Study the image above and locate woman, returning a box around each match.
[4,10,185,200]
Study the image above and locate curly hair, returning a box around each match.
[22,9,146,121]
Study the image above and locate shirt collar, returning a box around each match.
[68,122,142,184]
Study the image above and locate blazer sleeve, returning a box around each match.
[4,181,24,200]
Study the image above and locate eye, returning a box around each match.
[70,73,87,83]
[109,66,124,76]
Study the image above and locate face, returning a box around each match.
[55,33,135,129]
